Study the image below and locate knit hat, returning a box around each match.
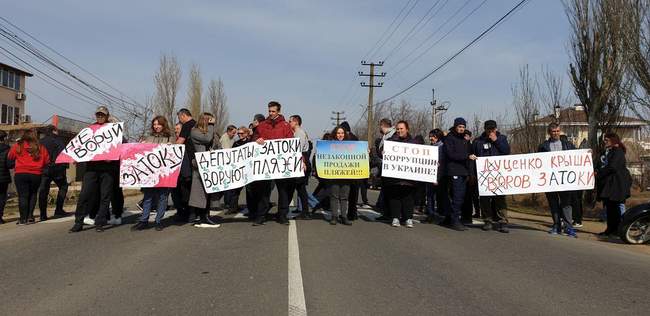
[484,120,497,130]
[453,117,467,128]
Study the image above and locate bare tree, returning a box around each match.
[564,0,628,154]
[206,78,229,133]
[186,63,202,117]
[154,53,181,126]
[540,65,573,120]
[511,65,545,154]
[623,0,650,118]
[116,95,155,142]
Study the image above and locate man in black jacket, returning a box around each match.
[38,125,70,221]
[473,120,511,233]
[0,130,14,224]
[443,117,473,231]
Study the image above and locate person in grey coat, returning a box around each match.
[188,112,220,227]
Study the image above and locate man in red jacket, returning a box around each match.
[250,101,294,226]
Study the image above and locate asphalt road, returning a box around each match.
[0,185,649,315]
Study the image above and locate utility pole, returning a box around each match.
[431,88,450,130]
[331,111,346,126]
[359,61,385,149]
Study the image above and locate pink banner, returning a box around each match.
[118,143,185,188]
[56,122,124,163]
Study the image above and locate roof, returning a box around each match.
[44,115,91,134]
[0,123,45,132]
[0,62,33,77]
[531,105,648,127]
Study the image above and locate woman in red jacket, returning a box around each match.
[8,129,49,225]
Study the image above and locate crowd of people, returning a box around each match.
[0,101,632,239]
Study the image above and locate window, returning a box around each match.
[1,104,7,124]
[7,72,14,89]
[7,106,13,125]
[14,75,20,91]
[1,69,7,87]
[13,107,19,125]
[0,69,4,85]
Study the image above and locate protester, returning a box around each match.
[171,108,195,223]
[538,123,577,237]
[596,132,632,237]
[37,125,70,221]
[374,118,396,221]
[463,130,481,223]
[251,101,294,226]
[226,126,251,215]
[220,125,237,149]
[8,129,49,225]
[425,128,448,223]
[289,114,312,220]
[70,106,118,232]
[174,122,182,138]
[339,121,361,221]
[385,121,418,228]
[187,113,220,227]
[0,130,13,224]
[473,120,511,233]
[326,126,352,225]
[413,134,427,214]
[443,117,472,231]
[131,116,175,231]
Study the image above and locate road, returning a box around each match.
[0,185,649,315]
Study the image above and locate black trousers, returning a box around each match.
[14,174,41,222]
[572,190,584,224]
[0,182,8,219]
[38,172,68,218]
[462,181,480,221]
[386,185,415,221]
[250,180,274,222]
[604,199,623,234]
[74,170,114,226]
[359,179,369,205]
[347,181,359,219]
[479,196,507,223]
[275,178,293,221]
[172,179,192,220]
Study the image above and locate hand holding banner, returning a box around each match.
[382,141,439,183]
[476,149,595,196]
[56,122,124,163]
[119,143,185,188]
[315,140,369,179]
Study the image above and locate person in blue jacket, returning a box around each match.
[442,117,473,231]
[472,120,511,233]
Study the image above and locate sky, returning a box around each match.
[2,0,573,138]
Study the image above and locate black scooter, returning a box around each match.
[618,204,650,244]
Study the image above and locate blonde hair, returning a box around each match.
[195,112,213,134]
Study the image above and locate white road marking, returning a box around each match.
[288,220,307,316]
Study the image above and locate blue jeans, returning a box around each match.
[425,183,436,216]
[140,188,170,224]
[449,176,467,224]
[297,193,320,211]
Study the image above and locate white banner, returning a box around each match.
[382,140,439,183]
[476,149,595,196]
[195,138,304,193]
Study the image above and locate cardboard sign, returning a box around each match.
[195,138,304,193]
[56,122,123,163]
[315,140,369,179]
[119,143,185,188]
[476,149,595,196]
[382,140,439,183]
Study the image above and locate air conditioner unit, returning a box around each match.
[20,114,31,123]
[15,92,25,101]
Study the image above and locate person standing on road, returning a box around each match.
[289,115,312,220]
[9,129,49,225]
[596,132,632,237]
[171,108,195,223]
[538,123,577,238]
[131,116,175,231]
[472,120,511,233]
[0,130,14,224]
[385,121,418,228]
[188,113,220,227]
[442,117,473,231]
[374,118,396,221]
[251,101,295,226]
[38,125,70,221]
[225,126,252,215]
[69,106,119,233]
[424,128,448,223]
[327,126,353,226]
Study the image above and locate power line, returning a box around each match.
[363,0,416,60]
[25,88,90,121]
[369,0,421,61]
[377,0,532,105]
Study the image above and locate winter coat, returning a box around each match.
[40,134,68,177]
[382,133,419,187]
[189,125,217,209]
[537,138,575,152]
[0,143,14,183]
[473,131,510,157]
[596,147,632,202]
[142,133,174,144]
[443,130,471,176]
[430,140,445,182]
[252,115,293,140]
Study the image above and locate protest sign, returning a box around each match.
[119,143,185,188]
[476,149,595,196]
[195,138,304,193]
[56,122,124,163]
[315,140,369,179]
[382,140,439,183]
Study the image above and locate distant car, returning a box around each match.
[619,203,650,244]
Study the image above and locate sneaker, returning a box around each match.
[342,218,352,226]
[155,222,164,231]
[17,220,27,226]
[52,211,72,218]
[27,217,35,224]
[83,217,95,226]
[548,228,559,235]
[482,222,493,231]
[108,216,122,226]
[391,218,400,227]
[329,217,337,225]
[573,222,583,228]
[565,227,578,238]
[360,203,373,209]
[497,223,509,234]
[95,225,105,232]
[40,216,48,222]
[69,223,83,232]
[195,217,221,228]
[131,221,148,231]
[406,219,414,228]
[450,223,467,231]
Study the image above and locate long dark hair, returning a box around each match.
[16,129,41,161]
[330,126,348,141]
[151,115,172,137]
[604,132,626,153]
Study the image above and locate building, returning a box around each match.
[0,62,33,126]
